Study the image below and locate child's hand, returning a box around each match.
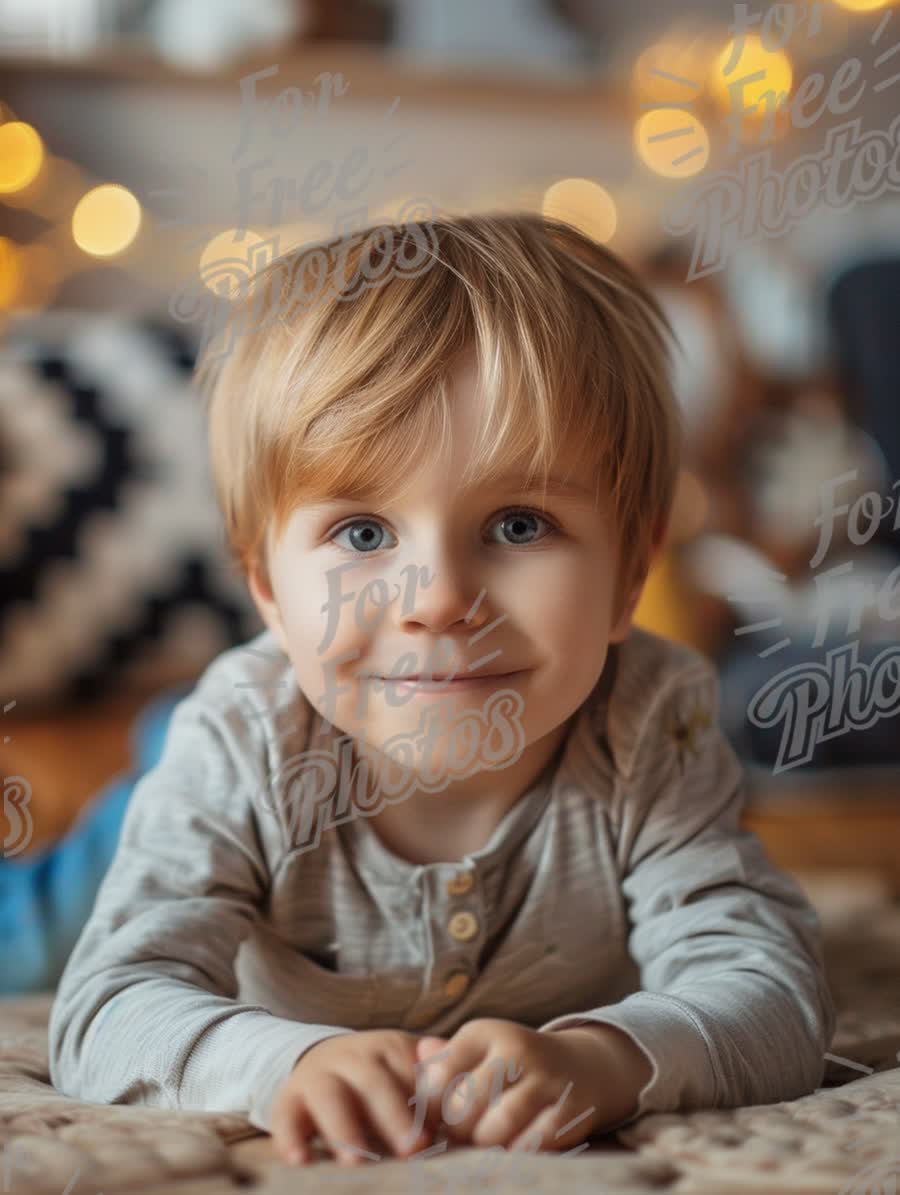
[412,1018,651,1153]
[270,1029,440,1168]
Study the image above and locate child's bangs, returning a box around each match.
[266,316,608,535]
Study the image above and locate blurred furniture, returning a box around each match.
[0,311,263,713]
[827,255,900,560]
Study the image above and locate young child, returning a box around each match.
[48,212,835,1169]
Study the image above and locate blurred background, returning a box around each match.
[2,0,900,990]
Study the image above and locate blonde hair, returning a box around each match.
[196,210,683,622]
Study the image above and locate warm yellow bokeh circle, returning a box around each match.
[198,227,267,298]
[542,178,617,244]
[635,110,710,178]
[0,122,44,194]
[711,33,793,115]
[72,184,142,257]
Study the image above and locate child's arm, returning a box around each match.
[541,657,837,1126]
[47,694,353,1133]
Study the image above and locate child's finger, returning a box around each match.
[440,1053,518,1143]
[314,1076,381,1166]
[416,1035,449,1063]
[412,1037,490,1141]
[472,1076,549,1149]
[270,1092,315,1165]
[358,1065,435,1158]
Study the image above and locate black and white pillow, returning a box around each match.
[0,312,263,712]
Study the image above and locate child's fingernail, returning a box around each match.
[288,1147,303,1165]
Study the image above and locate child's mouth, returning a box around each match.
[369,671,524,695]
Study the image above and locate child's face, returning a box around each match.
[249,350,646,783]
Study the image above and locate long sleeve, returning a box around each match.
[540,658,836,1126]
[47,694,354,1132]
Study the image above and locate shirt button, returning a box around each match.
[448,911,479,942]
[446,872,474,896]
[443,971,470,1000]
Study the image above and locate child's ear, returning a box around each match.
[247,563,289,655]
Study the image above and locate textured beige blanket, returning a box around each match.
[2,873,899,1194]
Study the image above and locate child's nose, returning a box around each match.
[392,570,492,638]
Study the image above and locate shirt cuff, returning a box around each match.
[202,1018,358,1133]
[539,990,721,1129]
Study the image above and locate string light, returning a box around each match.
[634,109,710,178]
[72,184,142,257]
[0,122,44,193]
[542,179,617,244]
[711,33,793,115]
[198,227,266,298]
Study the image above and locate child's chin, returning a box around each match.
[357,729,519,793]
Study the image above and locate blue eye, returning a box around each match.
[331,519,397,554]
[328,508,558,555]
[487,508,556,547]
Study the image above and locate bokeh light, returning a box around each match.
[198,227,266,297]
[0,122,44,194]
[72,184,142,257]
[632,35,716,107]
[634,110,710,178]
[711,34,793,116]
[542,179,617,244]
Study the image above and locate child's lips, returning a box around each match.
[366,670,525,693]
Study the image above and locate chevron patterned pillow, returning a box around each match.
[0,312,263,711]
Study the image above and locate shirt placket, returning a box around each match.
[405,862,483,1029]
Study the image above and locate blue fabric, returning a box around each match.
[0,686,189,995]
